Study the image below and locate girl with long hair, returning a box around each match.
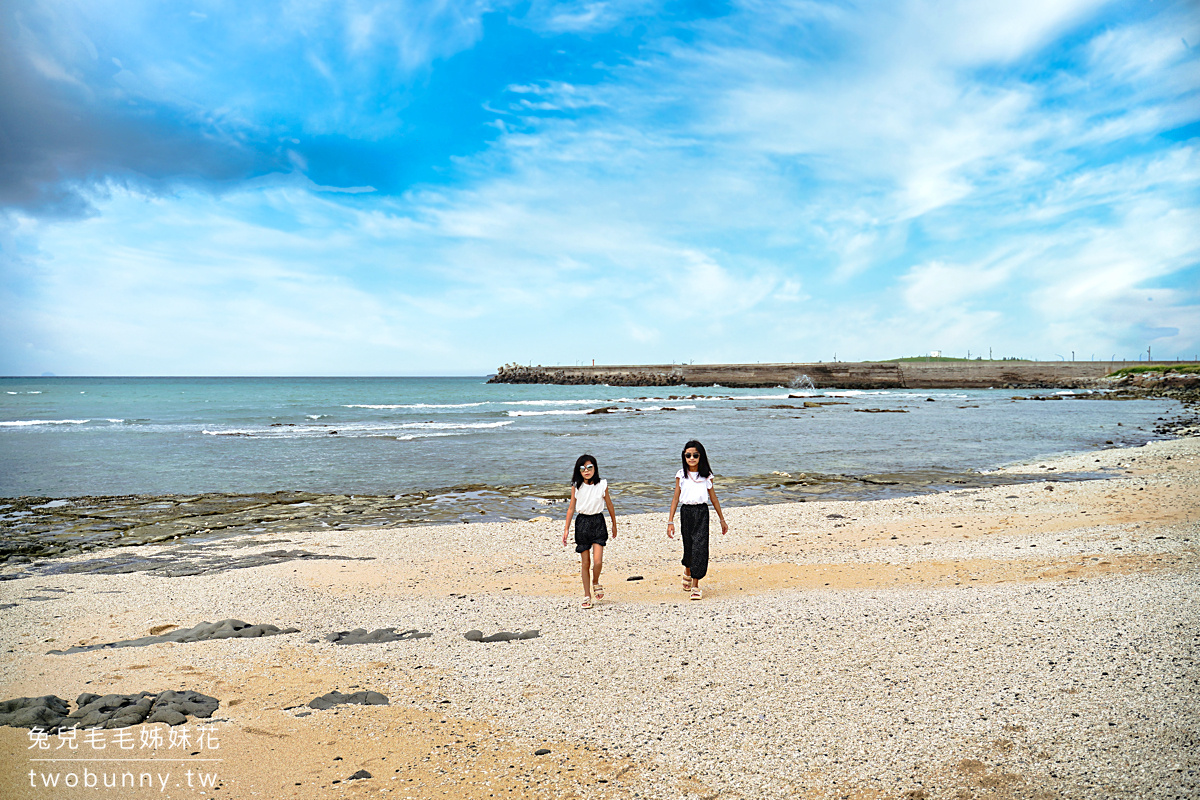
[666,440,728,600]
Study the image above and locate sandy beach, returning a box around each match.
[1,436,1197,800]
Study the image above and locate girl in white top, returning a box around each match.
[562,453,617,609]
[666,440,728,600]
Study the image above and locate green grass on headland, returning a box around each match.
[1110,364,1200,376]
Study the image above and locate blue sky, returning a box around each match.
[1,0,1197,376]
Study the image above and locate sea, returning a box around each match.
[0,376,1180,517]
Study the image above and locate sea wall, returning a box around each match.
[488,361,1189,389]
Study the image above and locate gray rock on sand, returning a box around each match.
[0,696,71,730]
[307,690,389,710]
[0,690,218,732]
[48,619,300,655]
[324,627,432,645]
[347,769,373,780]
[464,629,540,642]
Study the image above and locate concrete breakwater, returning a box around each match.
[489,360,1185,389]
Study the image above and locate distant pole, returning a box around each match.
[1148,346,1152,361]
[1071,351,1074,361]
[989,347,992,360]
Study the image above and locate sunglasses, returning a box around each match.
[580,464,595,471]
[684,452,700,459]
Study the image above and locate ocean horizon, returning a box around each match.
[2,375,1180,500]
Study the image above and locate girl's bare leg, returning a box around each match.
[591,543,604,587]
[580,551,592,598]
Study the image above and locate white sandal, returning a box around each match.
[690,587,703,600]
[593,584,605,600]
[581,596,593,609]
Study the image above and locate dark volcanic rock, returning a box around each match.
[307,691,389,710]
[464,629,540,642]
[48,619,299,655]
[324,628,432,645]
[0,690,217,732]
[0,696,71,730]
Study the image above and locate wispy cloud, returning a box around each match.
[2,0,1197,373]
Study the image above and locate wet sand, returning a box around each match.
[1,437,1197,799]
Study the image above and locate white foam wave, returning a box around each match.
[0,419,90,427]
[343,402,488,409]
[394,431,467,441]
[505,404,697,416]
[733,394,793,400]
[202,420,513,437]
[507,409,593,416]
[500,399,602,406]
[306,414,329,419]
[395,421,513,430]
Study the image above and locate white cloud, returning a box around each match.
[5,0,1198,373]
[521,0,657,33]
[900,260,1012,313]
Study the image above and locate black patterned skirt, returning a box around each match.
[680,503,710,580]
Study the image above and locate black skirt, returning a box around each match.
[574,512,608,553]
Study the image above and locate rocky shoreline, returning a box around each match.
[1,436,1196,799]
[0,466,1152,570]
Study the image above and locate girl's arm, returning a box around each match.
[708,484,729,534]
[666,479,681,538]
[604,487,617,539]
[562,486,577,547]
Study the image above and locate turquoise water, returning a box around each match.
[0,376,1177,500]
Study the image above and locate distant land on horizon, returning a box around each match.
[488,359,1198,389]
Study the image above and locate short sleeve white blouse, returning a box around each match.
[675,469,712,505]
[574,479,608,515]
